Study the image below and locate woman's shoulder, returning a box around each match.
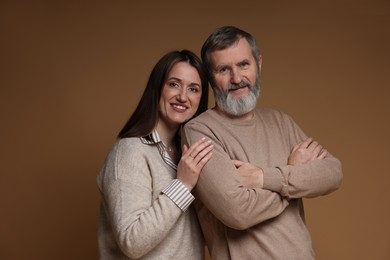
[102,137,157,172]
[116,137,142,147]
[103,137,147,160]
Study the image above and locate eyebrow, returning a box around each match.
[168,77,200,86]
[237,59,250,66]
[214,64,228,72]
[214,58,251,71]
[167,77,182,82]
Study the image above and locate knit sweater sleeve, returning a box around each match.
[98,139,185,259]
[184,121,289,230]
[261,112,343,199]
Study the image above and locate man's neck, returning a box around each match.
[213,106,255,121]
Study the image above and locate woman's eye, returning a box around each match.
[188,87,199,93]
[169,82,179,88]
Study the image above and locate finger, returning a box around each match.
[292,137,312,151]
[183,137,207,157]
[193,143,214,162]
[182,144,188,154]
[311,143,322,156]
[231,159,244,167]
[187,137,207,155]
[307,140,320,152]
[302,137,313,148]
[291,143,299,152]
[317,149,328,159]
[195,151,213,169]
[189,138,212,158]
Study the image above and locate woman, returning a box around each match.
[96,50,213,259]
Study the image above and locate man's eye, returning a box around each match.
[241,62,249,67]
[219,67,228,73]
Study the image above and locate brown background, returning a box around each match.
[1,1,389,259]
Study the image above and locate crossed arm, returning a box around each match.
[234,137,328,188]
[184,111,342,229]
[234,137,342,199]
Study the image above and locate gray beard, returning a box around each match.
[214,74,261,117]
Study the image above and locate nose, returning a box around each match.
[177,87,187,102]
[230,68,242,84]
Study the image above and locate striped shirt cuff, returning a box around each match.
[162,179,195,212]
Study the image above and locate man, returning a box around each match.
[183,26,343,259]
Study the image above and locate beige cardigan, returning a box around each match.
[96,137,204,259]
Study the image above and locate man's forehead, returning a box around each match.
[210,38,253,66]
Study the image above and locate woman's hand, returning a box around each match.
[176,138,213,191]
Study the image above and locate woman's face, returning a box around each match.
[158,61,202,130]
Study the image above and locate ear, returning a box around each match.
[258,54,262,72]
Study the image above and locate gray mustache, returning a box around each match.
[228,81,250,91]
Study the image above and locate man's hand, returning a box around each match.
[232,160,264,188]
[288,137,328,166]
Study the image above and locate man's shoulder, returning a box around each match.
[186,109,215,125]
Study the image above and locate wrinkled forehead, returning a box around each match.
[210,38,254,67]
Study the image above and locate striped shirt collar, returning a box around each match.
[140,129,177,170]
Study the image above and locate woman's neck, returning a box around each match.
[155,121,180,162]
[155,121,179,150]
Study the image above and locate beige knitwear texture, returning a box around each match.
[183,107,342,260]
[97,137,204,259]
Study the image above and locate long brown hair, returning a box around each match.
[118,50,209,138]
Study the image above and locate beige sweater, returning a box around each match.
[96,138,204,259]
[183,108,342,260]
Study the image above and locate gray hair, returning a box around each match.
[201,26,261,89]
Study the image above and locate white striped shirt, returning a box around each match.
[140,130,195,211]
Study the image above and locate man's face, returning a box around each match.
[210,37,261,117]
